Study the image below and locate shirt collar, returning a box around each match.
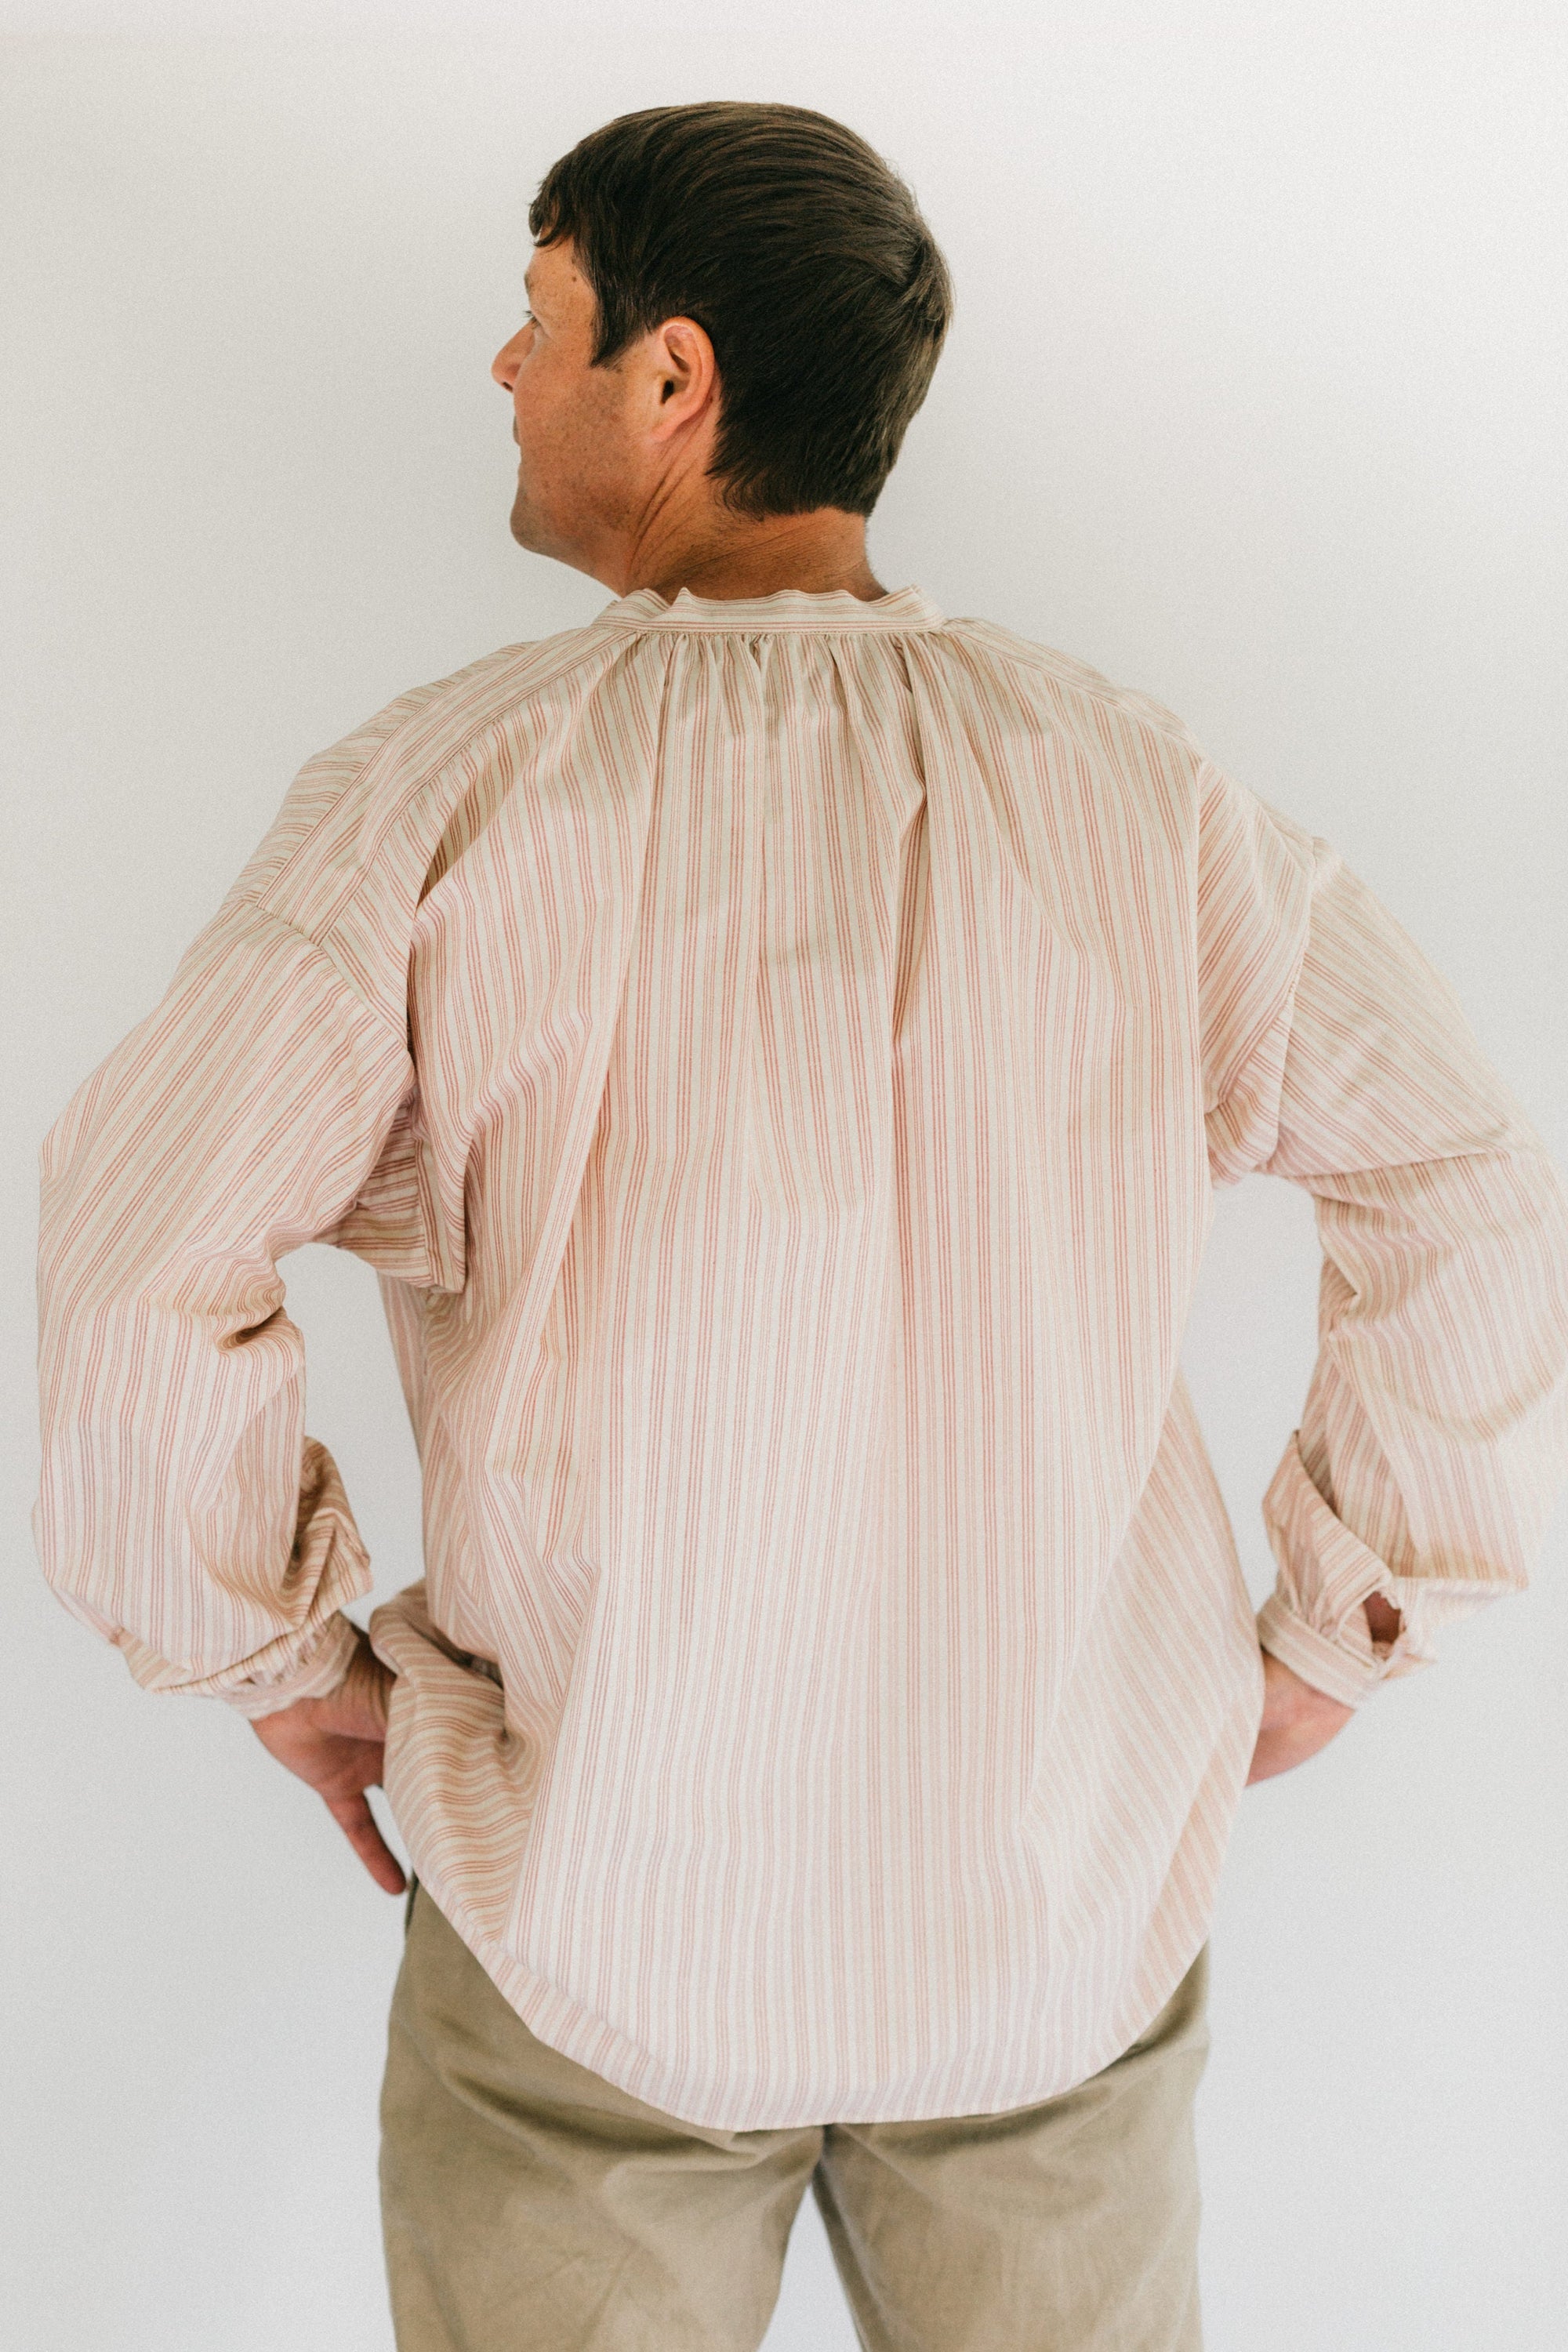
[592,583,945,634]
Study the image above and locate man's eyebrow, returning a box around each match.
[523,267,539,303]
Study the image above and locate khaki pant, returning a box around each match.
[380,1883,1208,2351]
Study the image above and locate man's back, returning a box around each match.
[38,581,1566,2129]
[33,95,1568,2345]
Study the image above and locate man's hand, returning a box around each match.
[1246,1594,1401,1784]
[250,1628,405,1893]
[1246,1651,1354,1783]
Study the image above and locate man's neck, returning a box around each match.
[622,506,887,604]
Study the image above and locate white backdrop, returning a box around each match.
[3,9,1565,2348]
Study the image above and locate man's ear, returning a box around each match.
[644,314,719,440]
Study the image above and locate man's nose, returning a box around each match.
[492,335,523,390]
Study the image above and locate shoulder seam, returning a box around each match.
[196,895,412,1043]
[942,618,1205,757]
[250,624,631,928]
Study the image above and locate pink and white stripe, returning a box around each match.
[34,585,1568,2126]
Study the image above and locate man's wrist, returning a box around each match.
[1255,1595,1383,1708]
[1363,1592,1403,1650]
[217,1612,363,1720]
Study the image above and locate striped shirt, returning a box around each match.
[34,584,1568,2128]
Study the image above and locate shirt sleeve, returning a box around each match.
[1197,764,1568,1706]
[33,894,416,1718]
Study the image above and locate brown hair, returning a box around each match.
[528,102,953,519]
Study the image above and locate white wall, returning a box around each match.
[3,9,1565,2347]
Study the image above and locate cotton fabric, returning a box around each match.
[34,585,1568,2127]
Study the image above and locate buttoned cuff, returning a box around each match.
[1257,1433,1426,1706]
[213,1610,363,1719]
[147,1437,371,1715]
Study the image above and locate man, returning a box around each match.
[34,100,1568,2352]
